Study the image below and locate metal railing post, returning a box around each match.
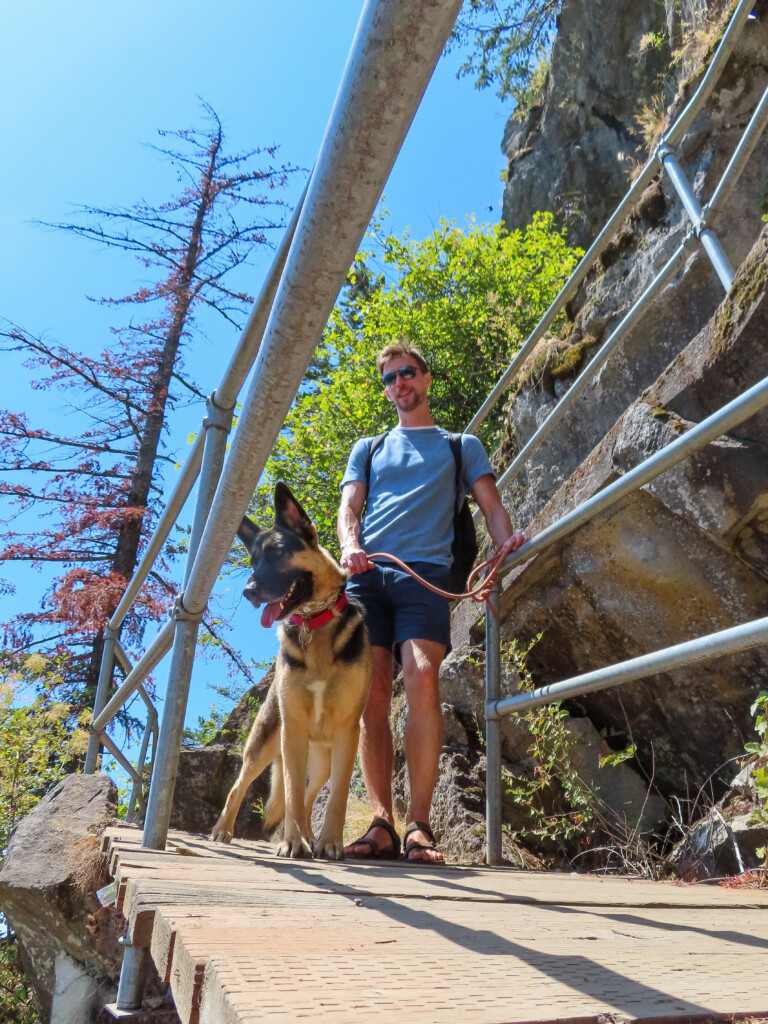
[183,392,236,589]
[140,392,235,849]
[485,579,503,867]
[141,600,203,849]
[115,930,146,1012]
[84,627,119,774]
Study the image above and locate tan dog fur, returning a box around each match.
[211,483,371,859]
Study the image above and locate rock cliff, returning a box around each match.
[458,0,768,811]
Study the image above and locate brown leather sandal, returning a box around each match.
[402,820,445,866]
[345,816,401,860]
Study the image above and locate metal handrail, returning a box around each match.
[489,617,768,719]
[464,0,755,439]
[85,0,766,874]
[475,15,764,510]
[84,180,309,774]
[478,3,767,863]
[495,373,768,581]
[101,0,766,1010]
[139,0,467,852]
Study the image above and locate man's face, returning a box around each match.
[381,356,431,413]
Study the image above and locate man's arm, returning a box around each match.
[337,481,373,574]
[470,473,527,560]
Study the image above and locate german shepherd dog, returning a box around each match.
[211,483,371,859]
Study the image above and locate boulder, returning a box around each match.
[169,744,270,840]
[169,670,274,840]
[0,774,122,1023]
[563,717,667,834]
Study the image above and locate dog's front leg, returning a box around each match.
[278,715,313,859]
[314,723,360,860]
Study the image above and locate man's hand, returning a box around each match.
[493,530,528,563]
[340,542,373,575]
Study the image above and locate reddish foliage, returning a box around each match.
[718,869,768,889]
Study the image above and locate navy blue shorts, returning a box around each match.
[346,560,452,651]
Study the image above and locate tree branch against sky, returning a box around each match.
[447,0,561,102]
[0,103,301,715]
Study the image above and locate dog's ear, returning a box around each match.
[274,482,318,548]
[236,515,261,552]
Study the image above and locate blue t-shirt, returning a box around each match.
[340,426,494,567]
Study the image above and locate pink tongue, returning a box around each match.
[260,602,283,629]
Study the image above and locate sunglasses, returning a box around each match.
[381,365,420,387]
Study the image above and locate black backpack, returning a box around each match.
[363,431,479,593]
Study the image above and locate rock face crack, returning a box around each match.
[591,106,631,139]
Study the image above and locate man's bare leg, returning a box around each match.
[401,638,446,863]
[344,645,398,856]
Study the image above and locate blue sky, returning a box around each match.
[2,1,513,733]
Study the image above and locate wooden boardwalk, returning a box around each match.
[105,827,768,1024]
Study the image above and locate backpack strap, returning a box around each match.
[448,432,464,510]
[363,431,389,515]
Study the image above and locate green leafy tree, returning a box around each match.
[0,939,37,1024]
[447,0,560,102]
[250,211,581,545]
[0,655,90,1024]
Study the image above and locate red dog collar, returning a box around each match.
[290,592,347,630]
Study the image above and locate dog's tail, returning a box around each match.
[263,757,285,833]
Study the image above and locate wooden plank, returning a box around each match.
[108,855,768,910]
[104,829,768,1024]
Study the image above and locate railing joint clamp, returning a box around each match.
[103,625,120,642]
[656,140,675,164]
[172,594,205,624]
[203,390,236,433]
[484,700,503,722]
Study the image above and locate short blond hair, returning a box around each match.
[376,341,429,376]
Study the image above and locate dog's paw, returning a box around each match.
[276,837,313,859]
[210,825,233,843]
[314,838,345,861]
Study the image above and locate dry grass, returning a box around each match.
[342,793,407,846]
[71,833,108,895]
[635,92,669,154]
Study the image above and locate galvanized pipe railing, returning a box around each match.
[140,0,466,852]
[706,82,768,221]
[475,28,766,511]
[464,156,660,437]
[489,617,768,720]
[91,618,176,733]
[482,371,768,862]
[664,1,757,149]
[481,14,768,864]
[84,180,309,774]
[496,373,768,582]
[657,143,735,289]
[491,239,691,501]
[466,0,756,440]
[485,579,503,866]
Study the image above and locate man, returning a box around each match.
[337,342,527,864]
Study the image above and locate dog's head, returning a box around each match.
[238,482,345,628]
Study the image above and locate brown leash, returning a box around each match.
[365,550,507,616]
